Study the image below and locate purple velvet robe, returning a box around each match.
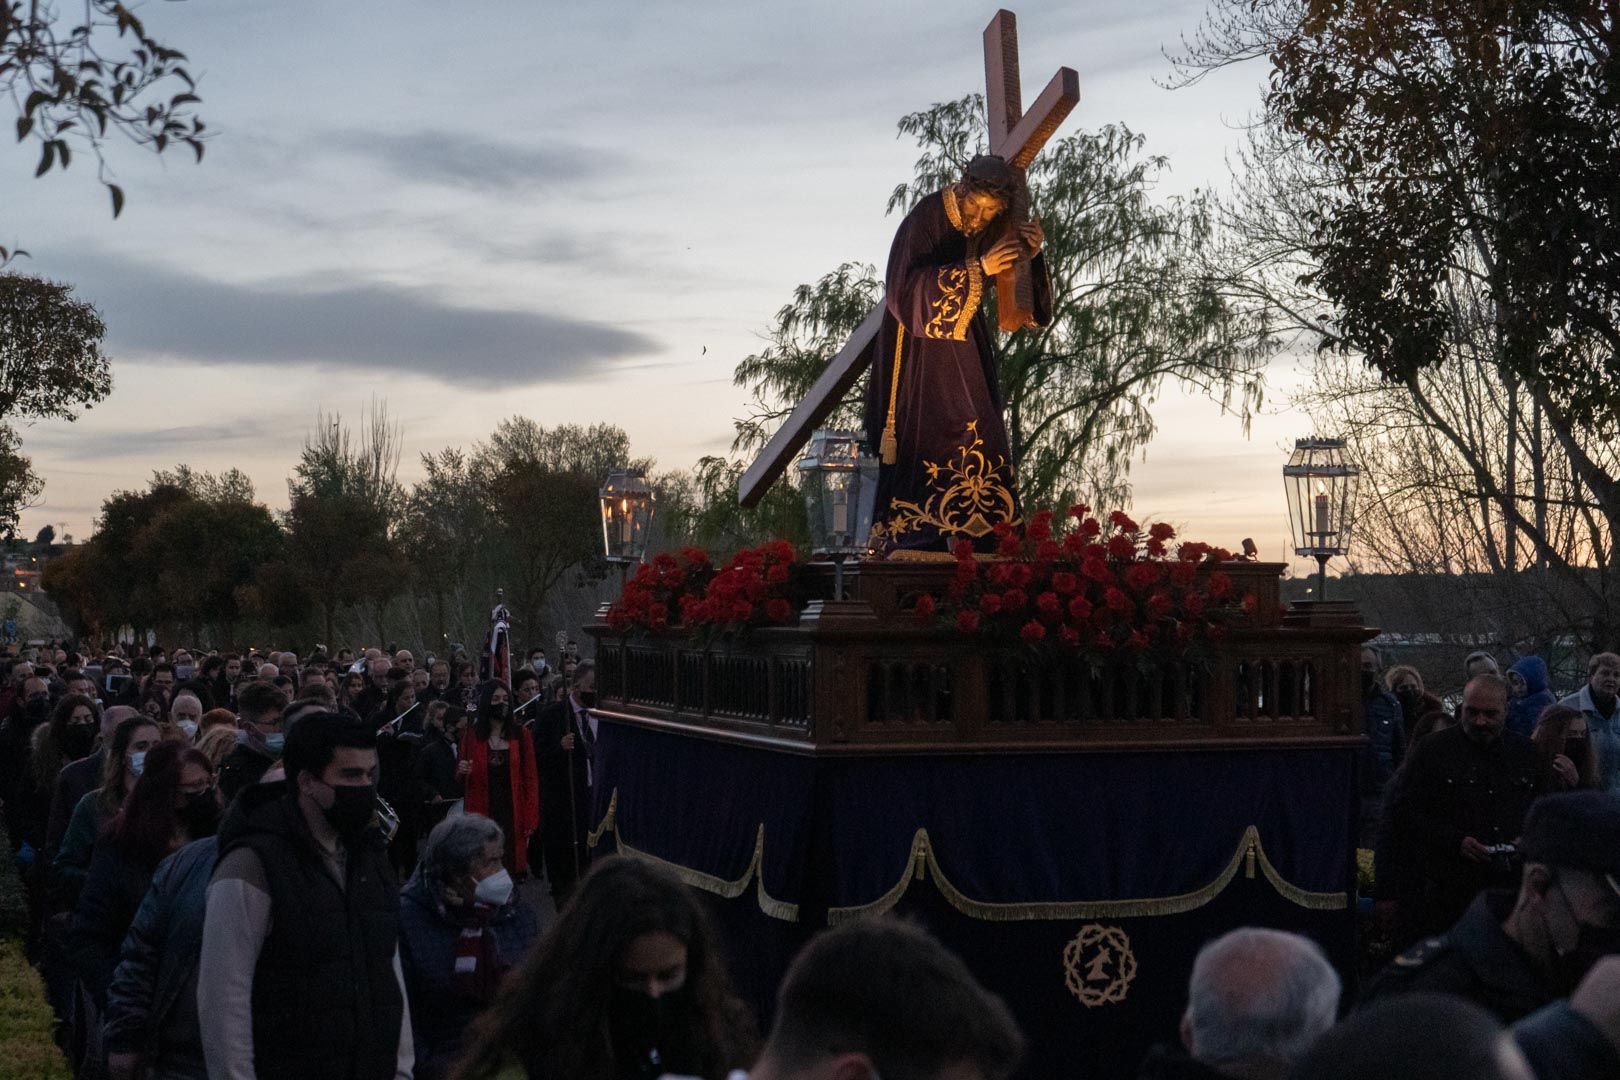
[862,188,1052,555]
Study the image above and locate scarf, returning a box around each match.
[451,901,505,1002]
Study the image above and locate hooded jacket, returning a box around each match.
[1507,656,1557,739]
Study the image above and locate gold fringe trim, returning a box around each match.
[588,789,801,923]
[958,257,984,339]
[827,825,1346,925]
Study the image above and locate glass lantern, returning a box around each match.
[599,470,655,564]
[797,430,877,598]
[1283,437,1360,597]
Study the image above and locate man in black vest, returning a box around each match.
[529,660,597,905]
[199,712,412,1079]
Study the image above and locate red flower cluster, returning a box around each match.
[607,541,806,634]
[936,507,1253,655]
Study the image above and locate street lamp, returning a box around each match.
[599,471,655,566]
[1283,437,1360,599]
[797,429,877,599]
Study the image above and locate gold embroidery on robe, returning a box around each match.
[942,186,965,233]
[924,262,982,342]
[876,420,1021,541]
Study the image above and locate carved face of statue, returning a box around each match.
[957,187,1007,236]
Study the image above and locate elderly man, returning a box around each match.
[1138,928,1340,1080]
[1558,652,1620,795]
[1365,791,1620,1022]
[393,649,415,675]
[1381,674,1541,939]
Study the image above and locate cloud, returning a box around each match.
[25,415,297,463]
[328,129,623,193]
[31,252,659,389]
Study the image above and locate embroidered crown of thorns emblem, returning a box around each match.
[1062,923,1137,1007]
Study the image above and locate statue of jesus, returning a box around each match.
[863,154,1052,557]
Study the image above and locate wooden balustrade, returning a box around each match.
[588,560,1371,755]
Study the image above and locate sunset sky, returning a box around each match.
[6,0,1320,575]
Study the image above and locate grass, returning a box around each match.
[0,832,70,1080]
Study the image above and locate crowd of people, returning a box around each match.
[0,637,1613,1080]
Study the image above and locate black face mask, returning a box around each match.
[578,690,598,710]
[1551,880,1620,992]
[1564,738,1591,776]
[609,984,692,1080]
[181,791,222,838]
[322,783,377,843]
[485,702,510,722]
[24,694,49,720]
[1394,686,1422,709]
[61,724,97,760]
[1360,671,1379,694]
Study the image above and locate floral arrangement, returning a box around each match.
[925,507,1258,654]
[607,540,808,634]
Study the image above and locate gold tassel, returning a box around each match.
[882,323,905,466]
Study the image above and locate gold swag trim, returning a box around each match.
[587,788,801,923]
[826,825,1347,925]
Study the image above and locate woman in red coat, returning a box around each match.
[459,681,540,877]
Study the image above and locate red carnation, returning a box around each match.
[1145,539,1167,559]
[1066,503,1092,520]
[766,598,792,623]
[1009,563,1034,588]
[1027,509,1054,542]
[1148,522,1176,542]
[1178,541,1210,563]
[1146,591,1174,619]
[1079,518,1102,538]
[956,610,982,633]
[993,520,1016,538]
[952,538,977,561]
[1241,592,1259,616]
[1067,595,1094,621]
[1002,588,1028,612]
[1020,620,1047,644]
[1109,511,1139,533]
[1051,571,1078,595]
[766,563,790,585]
[1124,562,1163,591]
[1063,532,1088,555]
[914,594,938,621]
[1107,534,1138,560]
[1059,625,1081,646]
[1208,571,1234,600]
[1036,591,1062,621]
[997,534,1023,558]
[1183,591,1207,617]
[1213,547,1234,563]
[764,540,796,563]
[1104,587,1132,613]
[1082,557,1112,583]
[682,546,711,565]
[1035,540,1062,563]
[979,594,1003,615]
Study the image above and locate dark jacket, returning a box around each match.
[1362,890,1557,1022]
[412,731,461,833]
[1379,724,1539,932]
[1363,685,1407,789]
[101,837,216,1078]
[531,699,592,831]
[217,782,405,1080]
[47,748,105,856]
[397,867,539,1079]
[217,740,274,803]
[1507,656,1557,739]
[1514,1001,1620,1080]
[67,841,159,1008]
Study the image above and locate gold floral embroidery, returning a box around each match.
[924,261,982,342]
[876,420,1021,541]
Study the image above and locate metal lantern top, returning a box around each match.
[600,470,655,563]
[1283,437,1360,558]
[796,429,877,557]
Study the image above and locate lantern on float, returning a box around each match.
[1283,437,1360,599]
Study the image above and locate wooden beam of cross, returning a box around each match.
[737,9,1079,509]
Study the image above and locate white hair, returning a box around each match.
[1185,927,1341,1069]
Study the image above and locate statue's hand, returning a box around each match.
[980,236,1022,276]
[1019,217,1045,255]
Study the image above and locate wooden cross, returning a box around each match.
[737,9,1079,509]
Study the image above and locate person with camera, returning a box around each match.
[1364,790,1620,1025]
[1378,673,1542,939]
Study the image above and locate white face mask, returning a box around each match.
[177,719,198,738]
[129,750,147,777]
[473,867,515,907]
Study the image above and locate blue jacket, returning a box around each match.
[1507,656,1557,739]
[398,866,540,1079]
[1558,685,1620,796]
[100,837,216,1079]
[1363,686,1406,789]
